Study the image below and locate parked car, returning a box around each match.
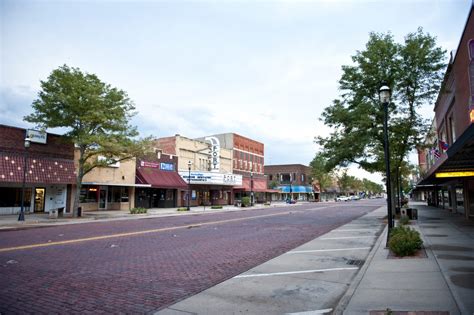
[350,195,360,201]
[336,196,350,202]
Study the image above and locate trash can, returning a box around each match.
[77,206,82,217]
[407,208,418,220]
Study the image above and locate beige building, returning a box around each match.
[76,151,147,211]
[155,135,241,206]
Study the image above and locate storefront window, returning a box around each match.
[0,187,32,207]
[80,186,98,203]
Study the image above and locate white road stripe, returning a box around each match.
[321,236,374,240]
[286,308,333,315]
[287,247,370,254]
[234,267,358,278]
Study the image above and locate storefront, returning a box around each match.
[135,163,187,208]
[179,171,242,206]
[0,125,76,216]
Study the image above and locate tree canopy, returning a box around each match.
[25,65,151,216]
[317,28,446,177]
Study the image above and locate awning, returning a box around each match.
[233,177,269,192]
[277,185,314,193]
[136,168,188,189]
[417,123,474,186]
[0,153,76,184]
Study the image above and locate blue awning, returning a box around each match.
[277,185,313,193]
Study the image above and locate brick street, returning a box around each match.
[0,200,383,314]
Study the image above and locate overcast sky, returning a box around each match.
[1,0,472,183]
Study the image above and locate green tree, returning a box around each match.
[25,65,151,217]
[317,28,445,184]
[309,153,334,193]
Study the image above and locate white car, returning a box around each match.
[336,196,350,202]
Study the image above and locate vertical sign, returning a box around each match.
[205,136,220,172]
[469,40,474,122]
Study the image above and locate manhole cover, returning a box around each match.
[346,259,365,266]
[451,267,474,272]
[425,234,448,237]
[430,244,474,251]
[437,254,474,261]
[450,274,474,289]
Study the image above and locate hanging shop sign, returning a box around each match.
[179,171,242,186]
[205,136,220,172]
[26,129,47,144]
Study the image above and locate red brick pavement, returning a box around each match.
[0,202,383,313]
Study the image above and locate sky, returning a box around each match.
[0,0,472,184]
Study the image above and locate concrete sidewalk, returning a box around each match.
[339,201,474,315]
[0,201,297,230]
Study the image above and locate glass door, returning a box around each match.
[34,188,45,212]
[99,186,107,209]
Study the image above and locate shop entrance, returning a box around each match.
[99,186,107,209]
[34,188,45,212]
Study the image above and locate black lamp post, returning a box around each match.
[18,137,31,221]
[187,160,192,211]
[380,85,393,244]
[250,171,254,206]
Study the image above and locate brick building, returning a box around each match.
[196,133,276,204]
[135,150,187,208]
[264,164,315,201]
[155,135,241,207]
[0,125,76,215]
[415,4,474,218]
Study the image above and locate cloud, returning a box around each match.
[0,85,36,127]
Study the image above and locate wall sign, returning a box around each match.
[26,129,47,144]
[140,161,159,168]
[160,162,174,171]
[179,171,242,186]
[205,136,220,172]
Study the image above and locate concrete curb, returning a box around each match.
[333,207,388,315]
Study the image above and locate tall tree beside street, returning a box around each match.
[317,28,445,179]
[309,153,334,193]
[25,65,151,217]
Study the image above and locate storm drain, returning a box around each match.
[346,259,365,266]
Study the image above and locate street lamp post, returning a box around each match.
[187,161,192,211]
[250,171,254,206]
[380,85,393,245]
[18,137,31,221]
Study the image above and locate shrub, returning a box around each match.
[241,196,251,207]
[388,226,423,256]
[211,205,223,209]
[177,207,189,211]
[130,207,147,214]
[399,216,410,225]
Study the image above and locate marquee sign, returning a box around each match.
[179,171,242,186]
[205,136,220,172]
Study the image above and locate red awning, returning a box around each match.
[0,153,76,184]
[234,177,270,192]
[136,168,188,189]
